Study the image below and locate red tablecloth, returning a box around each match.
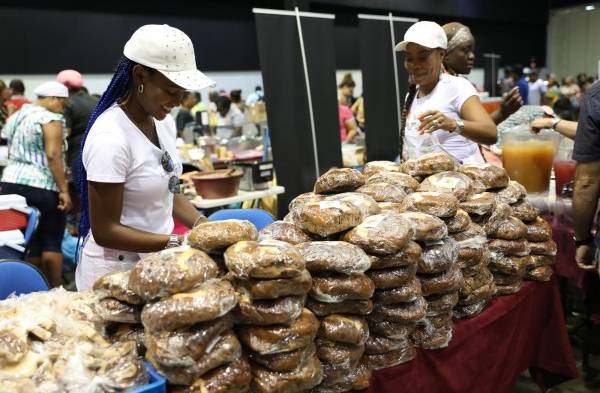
[363,277,578,393]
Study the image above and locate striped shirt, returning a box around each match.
[1,104,66,191]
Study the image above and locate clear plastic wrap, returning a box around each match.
[525,217,553,242]
[93,270,143,305]
[317,314,369,345]
[237,309,319,355]
[364,335,410,355]
[417,171,474,201]
[495,279,523,296]
[107,323,146,356]
[497,180,527,204]
[529,255,555,268]
[455,239,486,269]
[188,220,258,253]
[418,266,464,296]
[315,339,364,369]
[369,241,422,270]
[411,320,453,350]
[371,296,427,323]
[373,277,422,304]
[488,217,528,241]
[528,239,558,256]
[459,268,493,297]
[443,209,471,234]
[489,256,531,276]
[318,361,353,389]
[459,192,497,216]
[234,290,305,326]
[400,192,459,218]
[342,213,414,255]
[362,161,403,178]
[141,279,237,332]
[349,361,372,390]
[295,200,363,237]
[424,291,459,313]
[470,179,487,195]
[289,192,326,213]
[459,279,496,306]
[493,271,523,286]
[259,221,313,245]
[418,239,459,274]
[250,343,316,373]
[367,319,416,340]
[367,264,418,289]
[451,223,486,241]
[362,345,416,370]
[399,212,448,242]
[251,354,323,393]
[296,241,371,275]
[224,240,306,280]
[377,201,404,213]
[143,315,233,368]
[178,357,252,393]
[526,266,553,282]
[0,330,27,368]
[356,182,408,203]
[325,192,381,219]
[366,171,420,193]
[511,200,540,223]
[229,269,312,300]
[95,297,142,324]
[147,331,242,386]
[309,274,375,303]
[402,152,456,177]
[306,299,373,317]
[453,300,488,319]
[461,259,489,278]
[128,246,219,301]
[457,163,509,190]
[314,168,366,194]
[488,238,531,257]
[478,202,514,235]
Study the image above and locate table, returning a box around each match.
[189,185,285,209]
[362,277,578,393]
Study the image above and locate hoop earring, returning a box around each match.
[138,84,144,94]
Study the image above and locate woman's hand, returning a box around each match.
[500,87,523,117]
[58,191,73,212]
[530,117,554,134]
[417,110,457,134]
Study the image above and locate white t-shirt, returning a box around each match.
[404,74,483,164]
[216,105,244,139]
[75,105,182,290]
[528,79,547,106]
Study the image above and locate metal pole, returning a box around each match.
[389,13,403,154]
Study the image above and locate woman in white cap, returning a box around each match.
[75,24,214,290]
[0,81,72,287]
[396,21,497,164]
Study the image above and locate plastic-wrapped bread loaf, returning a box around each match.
[453,300,488,319]
[367,319,416,340]
[525,217,552,242]
[0,331,27,366]
[93,270,143,305]
[373,277,422,304]
[229,269,312,300]
[128,246,219,301]
[402,152,456,177]
[418,239,459,274]
[459,269,495,305]
[369,241,421,270]
[444,209,471,233]
[489,256,531,276]
[250,343,316,373]
[366,171,420,193]
[362,345,416,370]
[288,192,326,212]
[141,279,237,331]
[511,200,540,223]
[493,271,523,286]
[95,297,142,324]
[317,314,369,345]
[234,290,305,325]
[174,358,252,393]
[362,161,403,177]
[371,296,427,323]
[526,266,553,282]
[495,279,523,296]
[315,338,364,369]
[400,192,459,218]
[296,241,371,275]
[367,264,418,289]
[309,274,375,303]
[237,309,319,355]
[497,180,527,204]
[224,240,305,280]
[295,200,363,237]
[529,255,555,269]
[528,240,558,256]
[251,354,323,393]
[459,192,497,216]
[107,323,147,355]
[458,163,510,189]
[424,292,459,313]
[419,266,464,296]
[306,298,373,317]
[377,201,404,214]
[411,319,453,350]
[417,171,474,201]
[342,213,414,255]
[477,202,514,235]
[487,238,531,257]
[314,168,365,194]
[398,212,448,242]
[188,220,258,253]
[364,335,410,355]
[488,217,528,240]
[356,182,408,203]
[259,221,313,245]
[325,192,381,219]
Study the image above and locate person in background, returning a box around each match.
[351,95,365,131]
[0,82,72,287]
[560,76,581,101]
[338,73,356,107]
[530,116,577,140]
[442,22,522,125]
[339,103,358,143]
[5,79,32,111]
[527,71,547,106]
[513,65,529,105]
[500,66,515,95]
[190,92,206,122]
[175,91,198,135]
[245,86,264,106]
[230,89,245,113]
[0,80,9,129]
[215,95,243,138]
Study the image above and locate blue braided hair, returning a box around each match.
[77,56,135,240]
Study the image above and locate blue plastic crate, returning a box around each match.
[129,362,166,393]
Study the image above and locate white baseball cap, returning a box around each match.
[34,81,69,98]
[394,21,448,52]
[124,24,216,91]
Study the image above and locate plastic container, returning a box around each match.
[501,126,559,193]
[191,168,243,199]
[130,362,167,393]
[553,137,576,197]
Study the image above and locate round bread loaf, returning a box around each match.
[176,357,252,393]
[357,182,408,203]
[497,180,527,204]
[453,299,488,319]
[234,290,305,325]
[400,192,459,218]
[369,241,421,270]
[489,255,531,276]
[418,266,464,296]
[251,354,323,393]
[495,279,523,296]
[367,264,417,289]
[402,152,456,177]
[373,277,422,304]
[367,319,415,340]
[250,343,316,373]
[188,220,258,253]
[309,273,375,303]
[417,171,474,201]
[493,272,522,286]
[366,171,420,193]
[297,241,371,274]
[459,281,496,306]
[363,161,403,177]
[458,163,509,189]
[225,240,305,280]
[317,314,369,345]
[459,192,497,216]
[371,296,427,323]
[230,269,312,300]
[342,213,414,255]
[411,321,453,350]
[314,168,366,194]
[526,265,553,282]
[487,238,531,257]
[362,345,416,370]
[528,239,558,256]
[316,339,364,369]
[418,239,459,274]
[259,221,312,245]
[95,297,142,324]
[525,217,552,242]
[443,209,471,233]
[94,270,143,305]
[325,192,380,219]
[424,291,459,313]
[306,298,373,317]
[529,255,555,268]
[295,200,363,237]
[399,212,448,242]
[288,192,325,212]
[488,217,528,240]
[364,335,410,355]
[511,200,540,223]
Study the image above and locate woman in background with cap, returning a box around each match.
[397,21,496,164]
[75,24,213,290]
[0,81,71,287]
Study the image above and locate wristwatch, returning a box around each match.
[166,234,181,249]
[574,236,594,247]
[453,119,465,135]
[551,118,561,130]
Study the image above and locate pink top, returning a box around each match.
[338,104,353,141]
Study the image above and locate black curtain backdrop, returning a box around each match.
[255,11,341,217]
[359,16,414,162]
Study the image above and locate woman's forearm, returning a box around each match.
[92,222,171,253]
[461,120,497,145]
[173,194,203,228]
